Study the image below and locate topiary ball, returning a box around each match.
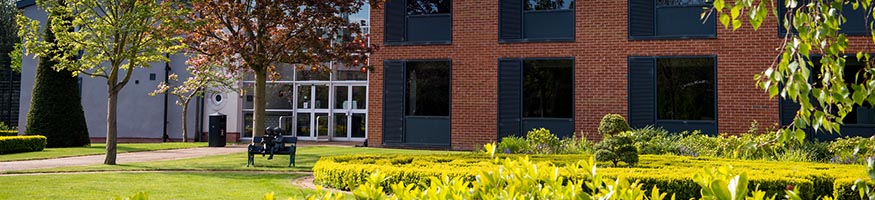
[598,114,631,136]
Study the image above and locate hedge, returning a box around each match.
[313,154,868,199]
[0,136,47,154]
[0,130,17,136]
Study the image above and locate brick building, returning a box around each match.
[366,0,875,150]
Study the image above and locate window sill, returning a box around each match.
[499,38,575,44]
[384,41,452,46]
[628,34,717,41]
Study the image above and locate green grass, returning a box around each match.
[8,146,458,173]
[0,142,208,162]
[0,172,313,199]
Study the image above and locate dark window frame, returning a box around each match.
[384,59,453,148]
[524,0,575,11]
[522,59,575,119]
[655,56,718,122]
[627,55,719,133]
[405,61,452,117]
[776,0,872,37]
[384,0,454,46]
[406,0,452,16]
[655,0,710,8]
[499,0,576,43]
[497,57,575,137]
[627,0,717,40]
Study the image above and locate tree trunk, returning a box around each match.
[253,68,267,137]
[104,89,118,165]
[181,101,189,142]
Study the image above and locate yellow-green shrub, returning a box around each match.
[0,135,47,154]
[313,154,866,199]
[0,130,17,136]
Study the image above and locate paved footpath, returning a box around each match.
[0,146,245,173]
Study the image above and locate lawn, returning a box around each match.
[0,172,313,199]
[0,142,208,162]
[7,146,458,173]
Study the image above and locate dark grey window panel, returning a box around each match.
[629,0,715,40]
[655,7,716,37]
[500,0,575,43]
[407,0,452,15]
[384,0,407,42]
[382,61,405,144]
[777,0,871,36]
[659,121,717,135]
[384,0,453,45]
[405,117,451,145]
[523,118,574,138]
[523,11,575,40]
[406,15,452,43]
[498,59,523,138]
[525,0,574,11]
[627,57,656,128]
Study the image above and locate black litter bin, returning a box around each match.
[208,112,227,147]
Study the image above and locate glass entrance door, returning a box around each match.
[294,83,331,141]
[332,84,368,141]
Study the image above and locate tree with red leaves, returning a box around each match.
[178,0,378,137]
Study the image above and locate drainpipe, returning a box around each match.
[195,96,204,142]
[162,54,171,142]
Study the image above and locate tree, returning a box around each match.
[17,0,185,164]
[178,0,376,137]
[150,54,237,142]
[24,19,90,147]
[707,0,875,141]
[2,0,17,68]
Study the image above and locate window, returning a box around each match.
[628,0,716,39]
[500,0,575,42]
[656,0,708,7]
[523,60,573,118]
[407,0,451,15]
[405,61,450,116]
[656,58,716,121]
[525,0,574,11]
[837,59,874,125]
[777,0,871,36]
[498,58,575,139]
[628,56,717,134]
[384,0,452,44]
[383,60,452,146]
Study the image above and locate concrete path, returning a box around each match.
[0,146,245,173]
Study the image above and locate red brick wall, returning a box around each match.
[367,0,875,150]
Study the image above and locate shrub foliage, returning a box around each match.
[0,130,16,136]
[0,135,47,154]
[598,114,631,136]
[595,132,639,166]
[313,153,866,199]
[24,23,89,148]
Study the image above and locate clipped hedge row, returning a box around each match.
[0,136,47,154]
[0,130,17,136]
[313,154,867,199]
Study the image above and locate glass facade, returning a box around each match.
[241,63,369,141]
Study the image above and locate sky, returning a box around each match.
[349,3,370,26]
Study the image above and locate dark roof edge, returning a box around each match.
[16,0,35,9]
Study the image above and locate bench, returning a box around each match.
[247,136,297,167]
